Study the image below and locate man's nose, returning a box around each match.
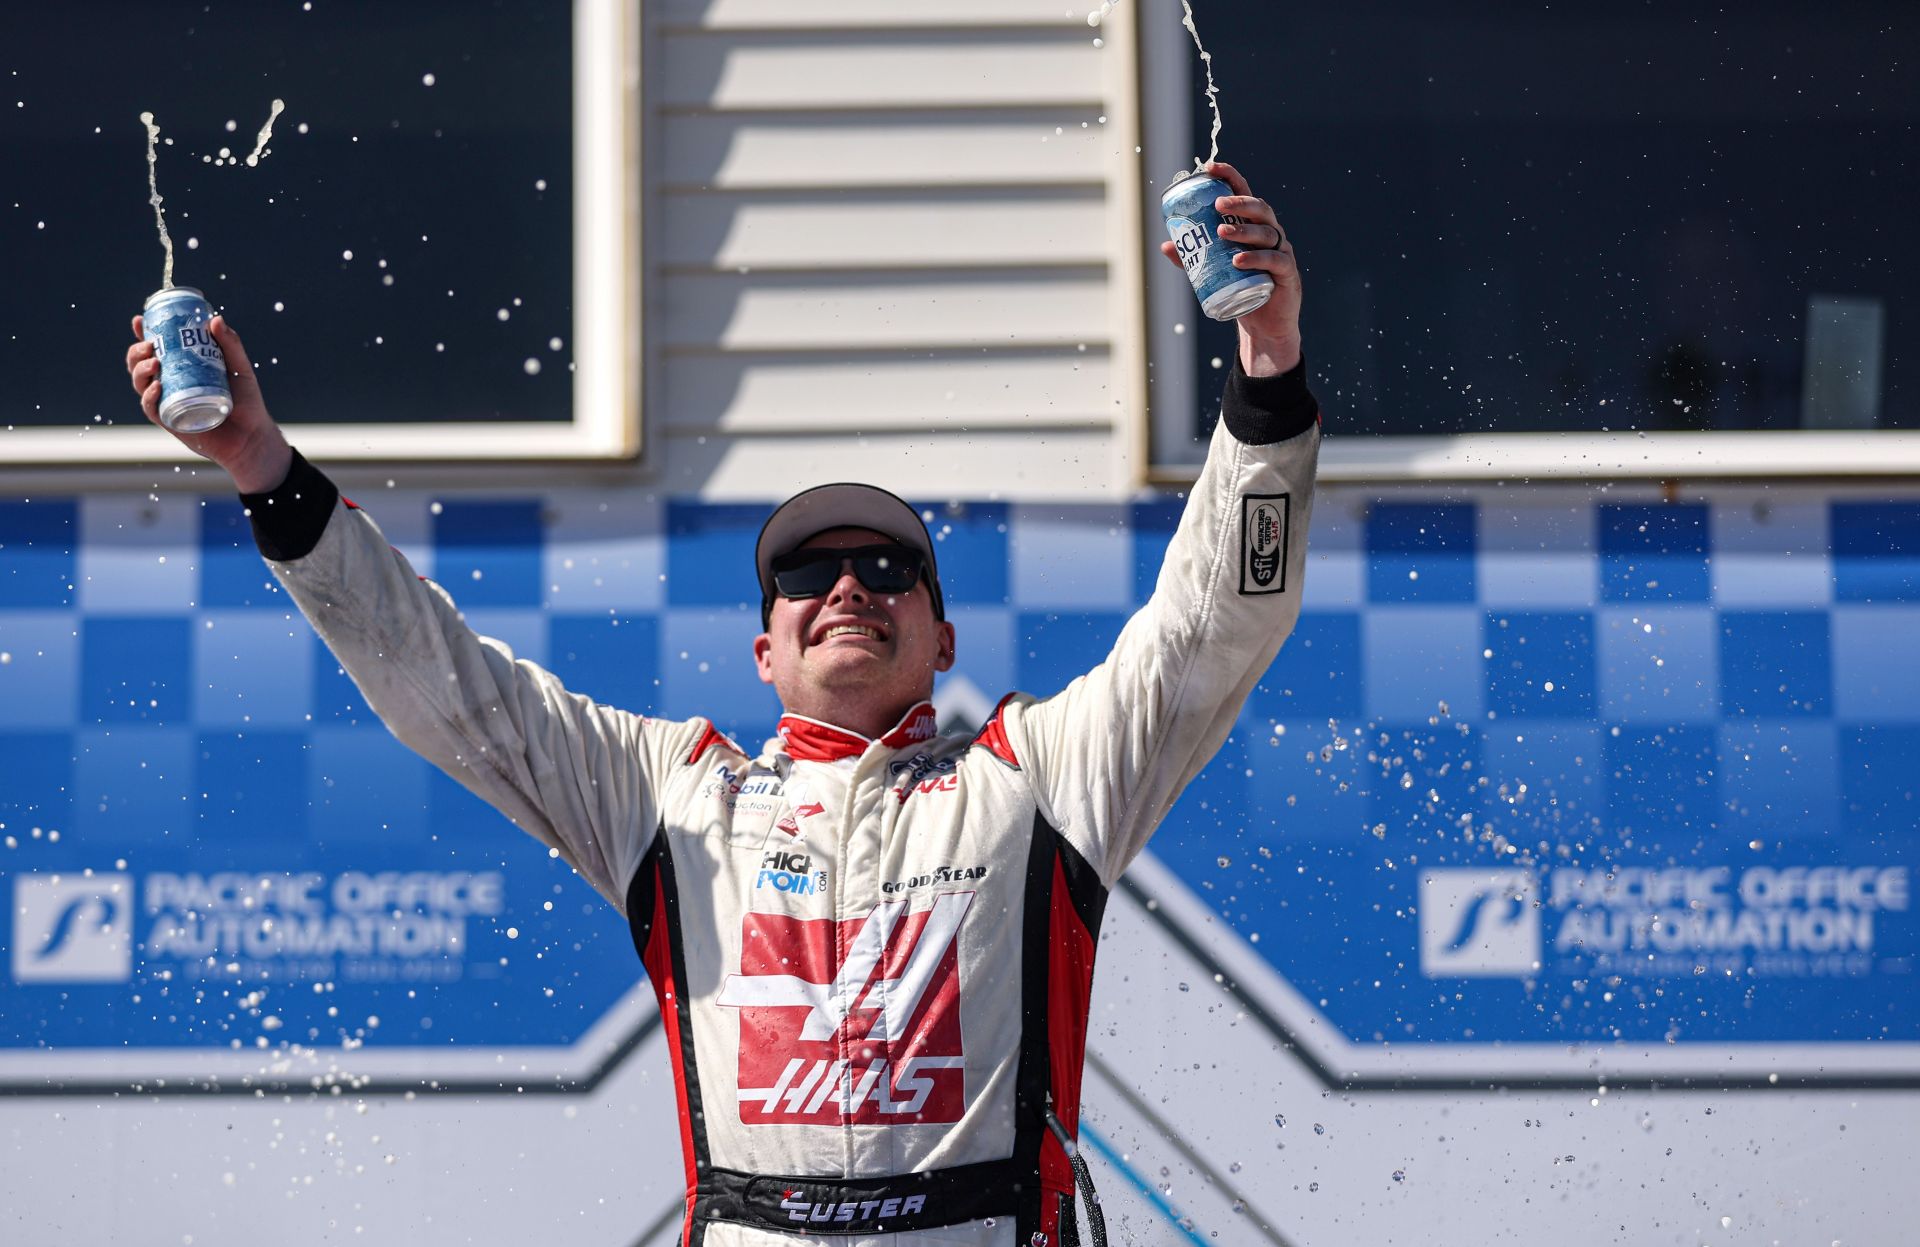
[825,562,867,605]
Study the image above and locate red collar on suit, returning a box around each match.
[775,702,938,762]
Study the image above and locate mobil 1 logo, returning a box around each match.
[1239,493,1291,595]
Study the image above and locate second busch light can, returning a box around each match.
[1160,171,1274,321]
[142,286,232,433]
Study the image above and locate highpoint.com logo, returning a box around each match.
[1418,869,1541,977]
[758,850,826,895]
[11,873,135,984]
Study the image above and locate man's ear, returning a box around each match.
[934,620,957,673]
[752,632,776,686]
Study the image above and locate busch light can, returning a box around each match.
[1160,171,1274,321]
[142,286,231,433]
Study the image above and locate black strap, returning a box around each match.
[1059,1192,1082,1247]
[694,1158,1026,1236]
[1045,1102,1108,1247]
[1064,1150,1107,1247]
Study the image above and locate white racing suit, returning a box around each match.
[248,359,1320,1245]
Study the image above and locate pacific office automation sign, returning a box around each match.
[3,858,643,1082]
[1550,865,1910,979]
[1213,850,1920,1085]
[9,868,502,996]
[1421,864,1912,981]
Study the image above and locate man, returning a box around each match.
[125,161,1319,1246]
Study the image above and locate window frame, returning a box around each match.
[1133,0,1920,484]
[6,0,639,469]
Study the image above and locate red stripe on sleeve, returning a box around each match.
[687,719,740,766]
[970,693,1021,769]
[1043,854,1098,1198]
[637,864,698,1241]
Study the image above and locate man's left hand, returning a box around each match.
[1156,160,1302,378]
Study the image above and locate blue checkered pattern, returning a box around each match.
[4,486,1918,1049]
[3,490,1918,849]
[1203,495,1920,855]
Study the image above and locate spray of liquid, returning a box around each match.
[139,99,285,290]
[1087,1,1224,173]
[1180,0,1223,169]
[244,98,285,167]
[139,112,176,289]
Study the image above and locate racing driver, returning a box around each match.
[124,160,1320,1246]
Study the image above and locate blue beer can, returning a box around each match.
[1160,172,1274,321]
[142,286,231,433]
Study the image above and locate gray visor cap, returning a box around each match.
[755,483,944,628]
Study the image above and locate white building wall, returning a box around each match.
[643,0,1149,499]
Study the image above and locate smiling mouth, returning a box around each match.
[821,624,884,643]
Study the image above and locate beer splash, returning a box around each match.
[1088,1,1224,171]
[138,99,286,288]
[244,99,285,167]
[139,112,177,289]
[1181,0,1223,170]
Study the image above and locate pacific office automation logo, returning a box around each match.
[717,892,973,1125]
[11,873,135,984]
[1419,869,1541,977]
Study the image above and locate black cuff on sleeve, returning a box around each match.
[1222,353,1321,446]
[240,448,340,562]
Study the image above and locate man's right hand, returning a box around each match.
[126,313,294,494]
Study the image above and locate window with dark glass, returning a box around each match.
[4,0,573,432]
[1166,0,1914,446]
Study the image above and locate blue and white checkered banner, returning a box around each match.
[2,486,1916,1087]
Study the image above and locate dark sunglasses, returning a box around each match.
[770,543,924,599]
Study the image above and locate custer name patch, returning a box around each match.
[1239,492,1291,595]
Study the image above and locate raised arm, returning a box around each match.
[1000,161,1321,885]
[125,316,683,910]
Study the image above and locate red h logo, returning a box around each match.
[717,892,972,1124]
